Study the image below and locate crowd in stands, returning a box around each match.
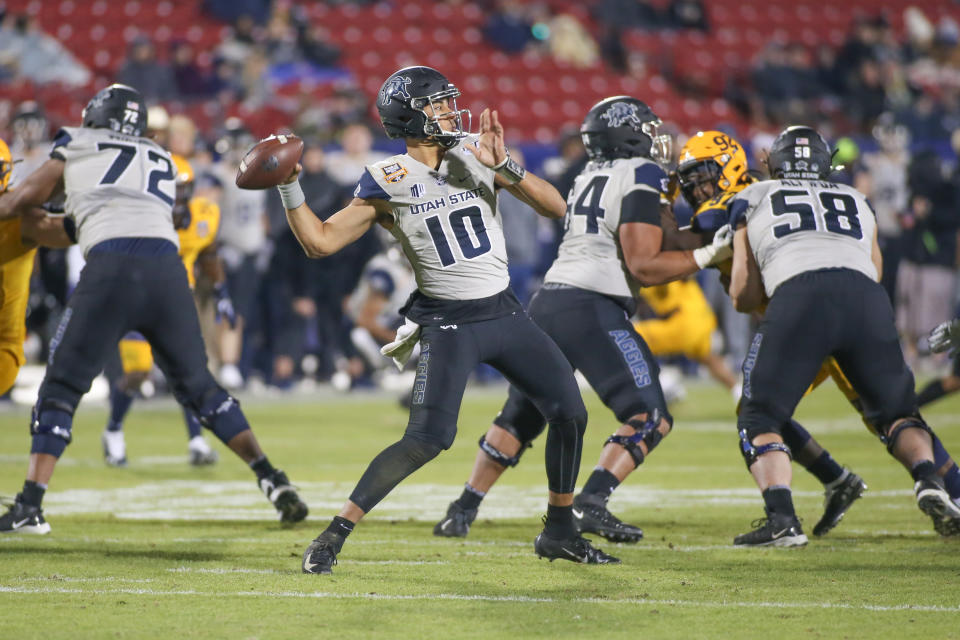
[1,0,959,395]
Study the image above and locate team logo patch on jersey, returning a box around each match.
[600,102,642,129]
[378,75,412,106]
[410,183,424,198]
[197,220,210,238]
[383,163,408,183]
[434,174,447,185]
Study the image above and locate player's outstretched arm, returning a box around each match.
[729,226,764,312]
[620,222,732,287]
[0,158,64,220]
[467,108,565,219]
[279,165,389,259]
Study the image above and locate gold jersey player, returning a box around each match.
[281,66,620,573]
[101,154,236,467]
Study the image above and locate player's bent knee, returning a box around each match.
[478,425,531,468]
[400,434,444,465]
[605,409,667,468]
[738,427,792,469]
[881,416,933,454]
[196,388,250,444]
[29,398,76,458]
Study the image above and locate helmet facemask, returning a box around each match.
[412,87,472,148]
[643,119,672,165]
[677,160,723,209]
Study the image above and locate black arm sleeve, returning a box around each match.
[619,189,661,226]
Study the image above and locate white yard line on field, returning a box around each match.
[29,481,915,522]
[0,585,957,613]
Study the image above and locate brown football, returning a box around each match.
[235,134,304,190]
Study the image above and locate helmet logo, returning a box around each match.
[379,75,413,106]
[600,102,641,129]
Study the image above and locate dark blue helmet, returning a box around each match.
[376,66,470,148]
[580,96,671,162]
[767,125,833,180]
[81,84,147,137]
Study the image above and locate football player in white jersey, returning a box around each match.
[728,126,960,545]
[431,97,734,543]
[281,66,618,573]
[0,85,307,535]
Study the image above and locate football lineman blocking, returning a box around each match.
[0,84,307,535]
[285,66,617,574]
[433,96,734,544]
[729,126,960,545]
[100,154,234,468]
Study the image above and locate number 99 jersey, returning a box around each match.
[50,127,179,256]
[729,178,877,298]
[353,135,508,301]
[544,156,667,299]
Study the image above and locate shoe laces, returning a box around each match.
[308,538,339,566]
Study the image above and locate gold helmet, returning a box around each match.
[676,131,748,210]
[171,154,194,229]
[0,137,13,193]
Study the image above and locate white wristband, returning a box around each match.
[277,180,305,210]
[492,155,526,184]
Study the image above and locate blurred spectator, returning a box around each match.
[209,119,269,388]
[324,123,390,188]
[483,0,534,54]
[896,150,960,364]
[665,0,708,31]
[168,115,199,158]
[8,101,50,181]
[266,144,376,384]
[548,14,599,68]
[599,25,628,73]
[117,36,177,103]
[860,114,910,302]
[203,0,271,24]
[0,14,90,87]
[239,46,273,108]
[298,24,341,68]
[171,41,215,98]
[595,0,660,30]
[217,15,260,66]
[264,10,299,66]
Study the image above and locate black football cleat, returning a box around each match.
[915,476,960,536]
[302,532,339,574]
[433,501,478,538]
[0,495,51,535]
[572,493,644,543]
[813,470,867,537]
[734,512,807,547]
[259,470,308,525]
[533,530,621,564]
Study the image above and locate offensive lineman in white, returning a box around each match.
[280,66,617,574]
[729,126,960,546]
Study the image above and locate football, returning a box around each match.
[235,134,304,190]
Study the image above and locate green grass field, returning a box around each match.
[2,380,959,639]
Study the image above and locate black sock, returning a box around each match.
[543,504,576,540]
[322,516,355,551]
[917,380,947,407]
[806,451,845,486]
[911,460,937,483]
[249,455,275,480]
[761,486,796,519]
[580,468,620,501]
[20,480,46,508]
[454,484,485,511]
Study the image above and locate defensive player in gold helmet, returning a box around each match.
[0,138,75,394]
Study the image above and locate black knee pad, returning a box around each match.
[196,388,250,443]
[478,431,531,468]
[400,434,444,465]
[605,409,665,469]
[881,416,934,454]
[738,427,792,469]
